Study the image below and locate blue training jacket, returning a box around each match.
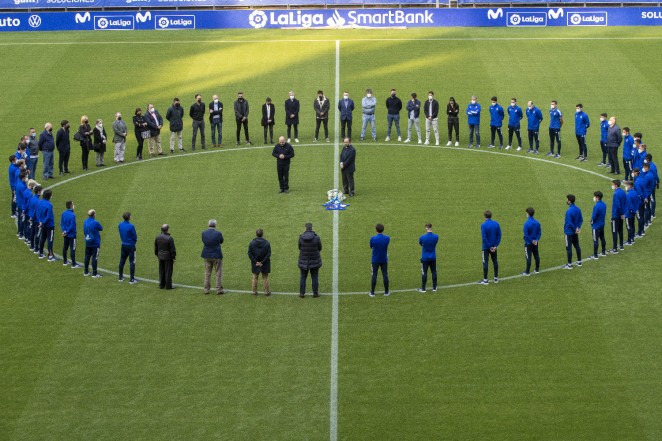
[466,103,481,125]
[575,111,590,135]
[84,217,103,248]
[508,105,523,128]
[60,209,77,238]
[591,200,606,230]
[15,180,26,210]
[622,135,634,160]
[36,199,54,228]
[600,119,609,143]
[564,204,583,235]
[633,149,647,171]
[489,103,504,127]
[526,106,543,131]
[549,108,563,130]
[419,232,439,262]
[626,189,640,217]
[612,188,627,218]
[118,220,138,246]
[523,217,541,246]
[28,194,39,219]
[8,163,19,189]
[481,219,501,250]
[634,175,649,200]
[370,233,390,264]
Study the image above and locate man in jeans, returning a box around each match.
[189,93,206,150]
[360,88,377,141]
[384,88,402,142]
[201,219,224,295]
[209,94,223,147]
[404,93,422,144]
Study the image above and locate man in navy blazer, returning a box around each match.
[201,219,224,295]
[338,91,355,140]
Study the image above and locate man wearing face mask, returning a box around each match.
[145,104,164,157]
[55,120,71,175]
[610,179,626,253]
[284,91,299,143]
[597,113,609,167]
[466,95,480,148]
[525,101,543,154]
[339,137,355,197]
[360,88,377,142]
[424,91,440,146]
[314,90,330,142]
[385,88,402,142]
[337,91,353,141]
[189,93,206,150]
[488,96,504,150]
[548,100,563,158]
[632,138,646,172]
[26,128,39,179]
[209,94,223,147]
[234,91,251,145]
[606,116,623,175]
[644,153,658,219]
[404,93,422,144]
[506,98,523,151]
[166,98,185,154]
[112,112,128,163]
[622,127,634,181]
[589,191,607,260]
[563,194,583,269]
[624,181,639,245]
[38,122,55,180]
[574,104,590,161]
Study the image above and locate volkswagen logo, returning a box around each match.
[28,14,41,28]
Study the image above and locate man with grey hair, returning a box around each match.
[112,112,128,163]
[38,122,55,180]
[248,228,271,296]
[201,219,224,295]
[155,224,176,290]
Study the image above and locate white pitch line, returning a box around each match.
[329,39,340,441]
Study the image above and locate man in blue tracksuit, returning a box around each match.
[506,98,523,151]
[564,194,583,268]
[466,96,481,148]
[645,153,658,218]
[526,100,543,154]
[589,191,607,259]
[574,104,590,161]
[625,181,638,245]
[83,209,104,278]
[522,207,541,276]
[547,100,563,157]
[8,155,20,218]
[610,179,627,253]
[632,138,646,172]
[633,168,647,236]
[28,185,42,251]
[641,162,656,226]
[479,210,501,285]
[597,113,609,167]
[488,96,504,149]
[37,189,55,261]
[369,223,390,297]
[15,170,27,239]
[622,127,634,180]
[60,200,81,268]
[418,223,439,292]
[118,211,138,284]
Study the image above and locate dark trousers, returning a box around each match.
[528,130,539,150]
[525,244,540,273]
[63,236,77,264]
[81,145,90,169]
[644,198,652,225]
[508,126,522,147]
[58,148,70,173]
[17,210,24,236]
[135,132,145,158]
[592,227,606,256]
[85,246,99,275]
[576,134,587,157]
[192,119,205,149]
[236,119,249,142]
[600,141,608,164]
[39,226,54,256]
[317,118,330,139]
[277,162,290,191]
[490,126,503,146]
[549,128,561,154]
[608,148,620,173]
[30,220,38,249]
[341,170,354,195]
[119,245,136,279]
[626,217,636,243]
[623,159,633,181]
[10,189,16,216]
[448,117,459,141]
[482,249,498,279]
[421,260,437,290]
[299,267,319,295]
[371,262,389,293]
[339,119,350,139]
[611,218,624,249]
[286,124,298,140]
[468,124,480,145]
[637,204,645,235]
[565,233,581,264]
[650,188,656,217]
[263,125,274,143]
[159,259,174,289]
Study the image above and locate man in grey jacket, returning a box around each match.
[360,88,377,141]
[166,97,185,154]
[112,112,128,163]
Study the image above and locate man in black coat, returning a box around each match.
[314,90,330,143]
[272,136,295,194]
[55,120,71,175]
[155,224,176,289]
[166,97,185,153]
[189,93,206,150]
[284,91,300,143]
[234,91,251,145]
[248,228,271,296]
[298,223,322,298]
[606,116,623,175]
[340,137,356,197]
[145,104,164,156]
[261,97,276,145]
[201,219,224,295]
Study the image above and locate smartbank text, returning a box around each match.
[267,10,434,27]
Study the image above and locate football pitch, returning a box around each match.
[1,27,662,440]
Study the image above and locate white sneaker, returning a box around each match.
[287,138,291,142]
[397,136,401,141]
[417,288,426,293]
[403,138,410,143]
[454,141,459,147]
[446,141,452,146]
[516,146,522,151]
[295,138,299,143]
[505,145,511,150]
[385,136,390,142]
[418,139,422,144]
[435,141,440,146]
[424,140,430,145]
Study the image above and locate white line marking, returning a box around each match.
[329,39,340,441]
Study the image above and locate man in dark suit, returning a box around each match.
[261,97,276,145]
[145,103,164,156]
[298,223,322,298]
[154,224,176,289]
[284,91,300,143]
[314,90,330,143]
[338,91,354,140]
[201,219,224,295]
[209,94,223,147]
[340,137,356,197]
[272,136,295,194]
[234,91,251,145]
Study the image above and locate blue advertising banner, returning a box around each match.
[1,7,662,31]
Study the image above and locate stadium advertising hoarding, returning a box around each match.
[1,7,662,31]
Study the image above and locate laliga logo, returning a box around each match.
[158,17,169,28]
[249,10,267,28]
[570,13,582,25]
[487,8,503,20]
[28,14,41,27]
[97,17,108,28]
[75,12,90,23]
[509,14,521,25]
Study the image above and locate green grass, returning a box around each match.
[1,27,662,440]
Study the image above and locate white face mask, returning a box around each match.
[612,186,617,191]
[343,95,348,99]
[471,100,476,104]
[576,108,581,113]
[550,105,555,109]
[593,197,597,202]
[511,102,516,107]
[429,96,433,100]
[214,99,218,103]
[149,108,154,113]
[622,132,626,137]
[289,95,294,100]
[366,93,372,98]
[639,148,644,153]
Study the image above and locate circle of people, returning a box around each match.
[7,90,659,295]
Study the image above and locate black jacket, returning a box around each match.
[272,142,295,163]
[155,233,176,261]
[340,144,356,173]
[189,101,206,121]
[447,102,460,119]
[284,98,300,125]
[234,99,249,120]
[248,237,271,273]
[145,110,163,136]
[423,99,439,119]
[298,230,322,270]
[385,96,403,115]
[261,103,276,127]
[606,124,623,148]
[56,127,70,152]
[166,104,184,132]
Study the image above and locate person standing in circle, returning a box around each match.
[155,224,176,290]
[340,137,356,197]
[284,91,299,143]
[201,219,224,295]
[521,207,541,276]
[248,228,271,296]
[298,223,322,298]
[417,223,438,293]
[479,210,501,285]
[272,136,294,194]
